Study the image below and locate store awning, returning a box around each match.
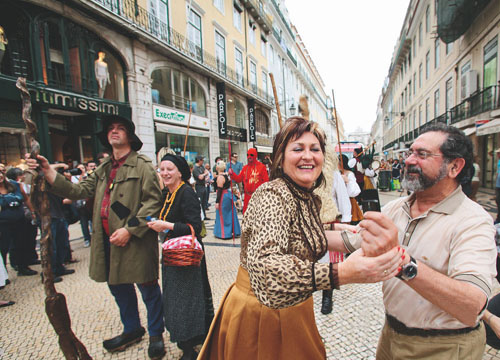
[476,119,500,136]
[462,127,476,136]
[255,145,273,153]
[155,122,209,137]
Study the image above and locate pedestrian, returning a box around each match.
[213,160,240,240]
[147,154,214,360]
[204,163,213,211]
[225,153,243,195]
[339,124,496,359]
[28,115,165,359]
[391,158,402,191]
[193,155,209,219]
[339,155,363,225]
[198,116,403,359]
[470,156,481,202]
[228,148,268,213]
[0,163,37,277]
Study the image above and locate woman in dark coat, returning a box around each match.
[148,154,214,360]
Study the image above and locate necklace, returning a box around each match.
[159,181,185,220]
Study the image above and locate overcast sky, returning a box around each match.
[285,0,411,134]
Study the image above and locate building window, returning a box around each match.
[460,61,471,99]
[235,47,244,86]
[418,104,422,127]
[233,5,241,31]
[149,0,169,38]
[261,37,267,56]
[187,9,202,62]
[445,78,453,119]
[434,89,440,117]
[151,68,206,116]
[215,30,226,75]
[226,97,245,127]
[434,38,440,68]
[425,5,430,33]
[483,37,498,88]
[250,61,257,93]
[425,51,430,79]
[426,98,430,122]
[262,71,268,96]
[249,22,256,45]
[413,73,416,95]
[214,0,224,13]
[419,63,422,88]
[419,22,423,46]
[413,37,416,58]
[446,42,453,55]
[255,109,270,135]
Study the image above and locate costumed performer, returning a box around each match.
[214,160,241,239]
[228,148,268,213]
[147,154,214,360]
[198,116,403,359]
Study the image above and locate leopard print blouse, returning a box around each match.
[240,176,337,309]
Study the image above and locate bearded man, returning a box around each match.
[338,124,496,359]
[228,148,268,213]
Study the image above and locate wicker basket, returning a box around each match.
[162,224,204,267]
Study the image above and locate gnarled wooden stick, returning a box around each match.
[16,77,92,360]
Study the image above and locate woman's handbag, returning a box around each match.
[162,223,204,267]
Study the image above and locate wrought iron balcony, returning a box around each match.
[90,0,272,105]
[242,0,273,34]
[449,85,500,124]
[269,0,295,39]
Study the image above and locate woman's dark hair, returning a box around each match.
[6,167,23,181]
[339,154,350,171]
[420,123,473,182]
[0,164,15,193]
[270,116,326,188]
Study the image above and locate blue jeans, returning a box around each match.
[108,282,164,336]
[78,208,92,242]
[50,218,70,275]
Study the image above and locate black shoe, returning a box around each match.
[180,348,199,360]
[320,290,333,315]
[103,327,145,353]
[30,259,41,265]
[148,335,165,359]
[57,268,75,276]
[18,267,38,276]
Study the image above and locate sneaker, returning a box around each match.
[83,241,90,248]
[103,327,145,352]
[148,335,165,359]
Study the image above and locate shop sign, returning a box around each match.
[153,105,209,130]
[220,125,247,142]
[248,99,256,141]
[475,119,490,128]
[29,87,130,117]
[216,82,227,136]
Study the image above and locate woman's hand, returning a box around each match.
[359,211,399,257]
[25,154,58,184]
[147,220,171,233]
[338,246,404,285]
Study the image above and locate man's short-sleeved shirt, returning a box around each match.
[193,164,205,186]
[342,186,496,329]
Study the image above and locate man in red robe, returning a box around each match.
[228,148,269,213]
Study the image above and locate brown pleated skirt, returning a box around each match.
[198,267,326,360]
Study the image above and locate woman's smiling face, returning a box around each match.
[282,132,324,188]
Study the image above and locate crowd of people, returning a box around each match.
[1,113,499,360]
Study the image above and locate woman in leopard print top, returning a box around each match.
[199,117,403,360]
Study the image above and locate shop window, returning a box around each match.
[255,109,269,136]
[151,68,207,116]
[226,97,244,128]
[0,5,33,79]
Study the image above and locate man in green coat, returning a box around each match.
[32,115,165,359]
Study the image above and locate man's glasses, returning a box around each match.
[406,149,442,160]
[247,154,255,157]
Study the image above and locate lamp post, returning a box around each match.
[289,103,296,116]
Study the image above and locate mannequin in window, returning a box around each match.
[94,51,110,98]
[0,26,8,71]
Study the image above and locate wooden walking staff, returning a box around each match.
[228,142,236,245]
[269,73,283,129]
[16,77,92,359]
[183,107,192,156]
[331,89,344,172]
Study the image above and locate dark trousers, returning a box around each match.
[486,292,500,349]
[78,208,92,242]
[22,218,39,264]
[496,187,500,222]
[103,232,164,336]
[195,184,207,217]
[50,218,70,275]
[108,282,164,336]
[0,219,28,268]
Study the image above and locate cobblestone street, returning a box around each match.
[1,189,500,359]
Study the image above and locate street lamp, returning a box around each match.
[289,103,296,116]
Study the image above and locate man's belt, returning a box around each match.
[386,314,480,337]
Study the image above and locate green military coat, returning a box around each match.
[50,151,162,285]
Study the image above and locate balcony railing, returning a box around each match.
[91,0,272,104]
[269,0,295,39]
[449,85,500,124]
[243,0,273,34]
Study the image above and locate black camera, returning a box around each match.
[68,168,82,176]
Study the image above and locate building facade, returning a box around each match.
[378,0,500,188]
[0,0,333,168]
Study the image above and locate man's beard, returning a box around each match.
[402,162,448,192]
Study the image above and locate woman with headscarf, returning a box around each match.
[198,117,403,359]
[213,160,240,239]
[147,154,214,360]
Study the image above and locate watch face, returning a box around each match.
[404,264,417,279]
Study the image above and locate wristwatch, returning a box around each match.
[396,255,418,281]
